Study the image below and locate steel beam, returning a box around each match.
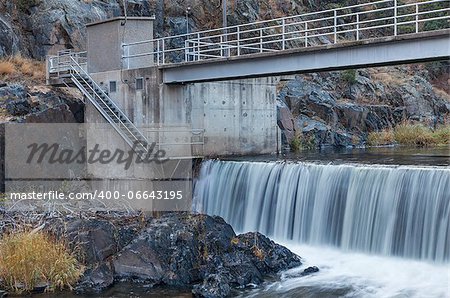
[161,30,450,84]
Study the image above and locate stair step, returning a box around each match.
[72,71,150,153]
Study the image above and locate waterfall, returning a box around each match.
[193,160,450,263]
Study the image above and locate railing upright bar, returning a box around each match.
[357,13,360,41]
[197,33,200,61]
[237,26,241,55]
[161,40,165,64]
[305,22,308,47]
[416,3,419,33]
[334,10,337,43]
[394,0,398,36]
[260,28,263,53]
[282,19,286,50]
[157,40,160,65]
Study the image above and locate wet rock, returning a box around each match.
[192,274,231,298]
[45,217,141,265]
[277,100,297,143]
[301,266,319,276]
[75,262,114,294]
[113,213,302,295]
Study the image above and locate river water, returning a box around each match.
[194,147,450,297]
[42,148,449,297]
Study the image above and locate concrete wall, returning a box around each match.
[89,67,279,157]
[187,78,278,156]
[87,17,154,73]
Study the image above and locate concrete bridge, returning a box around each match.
[120,0,450,84]
[160,30,450,84]
[47,0,450,159]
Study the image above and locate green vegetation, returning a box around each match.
[341,69,357,84]
[290,131,316,152]
[0,231,83,293]
[367,123,450,147]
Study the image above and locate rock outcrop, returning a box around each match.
[0,84,83,123]
[42,212,303,297]
[278,65,450,148]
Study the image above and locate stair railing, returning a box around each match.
[67,56,150,152]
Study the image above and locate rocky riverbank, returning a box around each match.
[0,212,310,297]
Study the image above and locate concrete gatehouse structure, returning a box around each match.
[85,17,279,158]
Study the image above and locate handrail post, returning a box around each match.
[184,39,188,62]
[197,33,200,61]
[282,19,286,50]
[237,26,241,56]
[415,3,419,33]
[356,13,360,41]
[394,0,398,36]
[260,28,263,53]
[161,39,165,64]
[305,21,308,47]
[157,40,160,65]
[220,35,224,57]
[334,10,337,44]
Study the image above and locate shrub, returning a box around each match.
[342,69,357,84]
[367,130,395,146]
[0,231,83,293]
[290,131,316,151]
[290,132,302,152]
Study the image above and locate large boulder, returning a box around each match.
[112,213,302,296]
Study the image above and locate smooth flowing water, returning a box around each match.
[193,159,450,297]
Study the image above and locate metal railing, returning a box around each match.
[122,0,450,66]
[47,50,87,74]
[45,51,206,157]
[66,56,152,153]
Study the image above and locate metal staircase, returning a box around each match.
[56,54,151,154]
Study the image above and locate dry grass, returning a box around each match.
[368,123,450,147]
[230,237,239,245]
[371,71,406,86]
[432,125,450,145]
[0,54,45,84]
[0,231,83,293]
[367,130,395,146]
[393,123,436,146]
[252,245,265,261]
[433,87,450,101]
[0,61,15,75]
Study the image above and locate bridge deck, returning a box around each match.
[160,30,450,84]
